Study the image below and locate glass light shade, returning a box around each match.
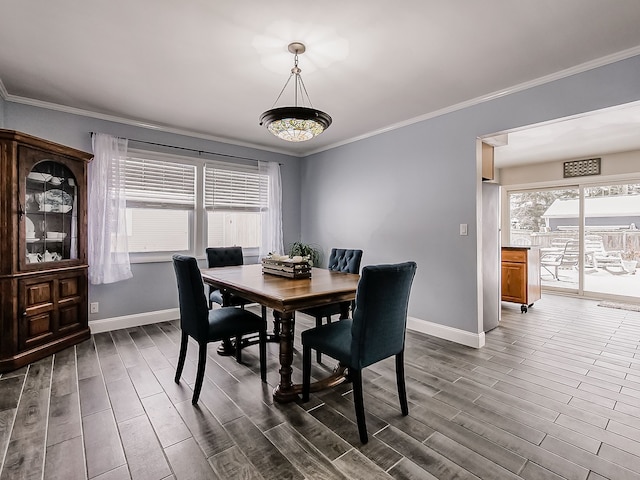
[268,118,324,142]
[260,107,332,143]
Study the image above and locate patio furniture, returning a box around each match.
[541,239,580,280]
[541,236,626,279]
[585,235,624,273]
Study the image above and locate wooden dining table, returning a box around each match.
[201,263,360,403]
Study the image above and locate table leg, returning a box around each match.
[272,310,299,403]
[272,309,351,403]
[339,301,350,320]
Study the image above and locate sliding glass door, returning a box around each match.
[582,183,640,298]
[509,188,579,291]
[508,182,640,301]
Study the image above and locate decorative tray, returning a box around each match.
[262,257,312,279]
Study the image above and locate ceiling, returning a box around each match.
[490,102,640,168]
[2,1,640,159]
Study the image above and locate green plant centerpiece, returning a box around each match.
[289,241,321,266]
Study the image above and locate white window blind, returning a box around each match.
[204,166,268,211]
[125,155,196,208]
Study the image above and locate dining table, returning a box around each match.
[200,263,360,403]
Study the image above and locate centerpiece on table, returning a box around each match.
[262,253,312,279]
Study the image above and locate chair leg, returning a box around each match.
[315,315,323,363]
[259,328,267,382]
[351,368,368,443]
[235,334,242,363]
[396,351,409,416]
[192,342,207,405]
[175,332,188,383]
[302,344,312,402]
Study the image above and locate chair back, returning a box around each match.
[328,248,363,274]
[350,262,417,368]
[561,240,580,267]
[206,246,244,268]
[172,254,209,340]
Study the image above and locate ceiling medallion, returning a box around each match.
[259,42,332,142]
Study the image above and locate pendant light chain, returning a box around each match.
[270,73,294,109]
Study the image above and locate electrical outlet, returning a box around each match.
[90,302,99,314]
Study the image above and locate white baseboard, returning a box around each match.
[407,316,485,348]
[89,308,180,334]
[89,309,485,349]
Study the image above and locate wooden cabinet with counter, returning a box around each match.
[501,246,541,313]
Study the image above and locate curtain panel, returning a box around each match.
[88,133,133,284]
[259,161,284,257]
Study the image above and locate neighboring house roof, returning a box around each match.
[542,196,640,218]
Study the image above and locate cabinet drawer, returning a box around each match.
[502,249,527,263]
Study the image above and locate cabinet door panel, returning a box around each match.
[20,277,56,349]
[59,303,81,329]
[59,277,79,297]
[501,262,527,303]
[27,313,52,339]
[26,281,53,305]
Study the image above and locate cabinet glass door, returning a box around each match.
[25,160,78,265]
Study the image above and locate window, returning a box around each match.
[124,153,195,254]
[204,165,268,250]
[122,150,270,260]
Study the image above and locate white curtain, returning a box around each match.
[88,133,133,284]
[259,160,284,257]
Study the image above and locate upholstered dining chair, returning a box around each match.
[299,248,363,363]
[206,246,252,309]
[301,261,417,443]
[172,254,266,405]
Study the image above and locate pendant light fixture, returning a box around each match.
[259,42,332,142]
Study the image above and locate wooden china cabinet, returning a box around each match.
[0,129,92,372]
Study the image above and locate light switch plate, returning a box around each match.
[460,224,468,236]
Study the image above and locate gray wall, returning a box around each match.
[301,55,640,334]
[4,103,301,319]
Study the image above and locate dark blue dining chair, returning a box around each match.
[206,246,252,309]
[172,254,266,405]
[299,248,363,363]
[301,261,417,443]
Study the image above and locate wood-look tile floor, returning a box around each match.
[2,294,640,479]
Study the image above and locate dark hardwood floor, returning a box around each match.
[2,294,640,479]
